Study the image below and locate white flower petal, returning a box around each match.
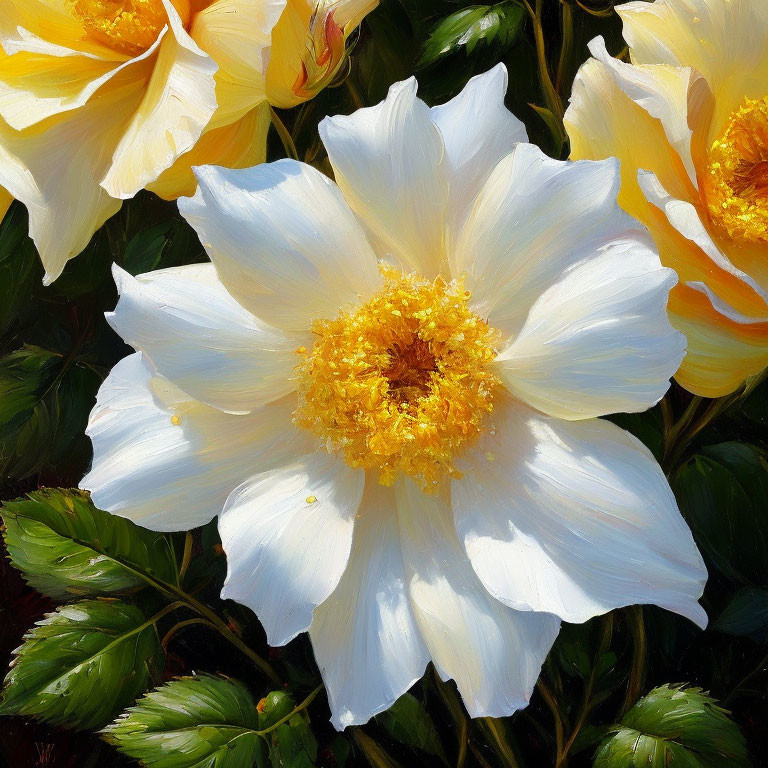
[396,480,560,718]
[452,398,708,628]
[81,352,306,531]
[310,480,429,730]
[457,144,647,340]
[430,63,527,234]
[107,263,298,414]
[219,453,365,646]
[101,0,218,199]
[179,161,381,333]
[495,233,684,420]
[319,77,448,277]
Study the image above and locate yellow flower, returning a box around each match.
[0,0,376,283]
[565,0,768,397]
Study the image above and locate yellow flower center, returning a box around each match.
[70,0,168,56]
[705,96,768,244]
[294,266,502,491]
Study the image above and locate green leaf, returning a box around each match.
[121,219,206,276]
[608,405,665,464]
[594,685,750,768]
[376,693,447,763]
[528,103,566,156]
[672,442,768,585]
[0,345,101,481]
[0,599,163,730]
[1,488,179,599]
[419,3,525,67]
[0,202,41,339]
[258,691,295,730]
[254,691,318,768]
[104,674,263,768]
[269,714,318,768]
[714,587,768,643]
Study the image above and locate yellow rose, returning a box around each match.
[565,0,768,397]
[0,0,376,283]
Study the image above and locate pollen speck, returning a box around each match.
[170,414,182,426]
[71,0,167,55]
[305,495,318,504]
[705,96,768,244]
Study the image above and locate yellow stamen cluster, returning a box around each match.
[705,96,768,244]
[294,266,501,491]
[71,0,167,56]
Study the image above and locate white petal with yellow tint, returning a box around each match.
[219,453,365,646]
[564,47,700,227]
[618,0,768,130]
[637,169,768,306]
[495,234,683,421]
[148,101,271,200]
[0,31,159,131]
[108,263,300,414]
[452,398,708,628]
[430,63,527,233]
[101,0,218,199]
[82,352,308,531]
[191,0,285,130]
[1,0,125,59]
[310,480,429,729]
[319,77,448,277]
[0,51,119,130]
[457,144,640,339]
[396,479,561,719]
[586,36,699,184]
[668,282,768,397]
[0,73,145,283]
[179,161,381,332]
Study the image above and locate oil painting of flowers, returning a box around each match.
[0,1,765,767]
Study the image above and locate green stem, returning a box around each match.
[345,77,365,110]
[663,391,742,474]
[176,590,281,685]
[558,614,614,767]
[60,537,282,686]
[161,617,217,651]
[522,0,566,147]
[256,685,324,736]
[469,743,494,768]
[662,395,704,472]
[620,606,646,716]
[536,680,565,765]
[434,670,469,768]
[724,648,768,705]
[269,106,299,161]
[179,531,193,585]
[478,718,521,768]
[555,1,574,98]
[352,727,404,768]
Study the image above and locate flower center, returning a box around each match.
[705,96,768,244]
[294,266,502,491]
[70,0,168,55]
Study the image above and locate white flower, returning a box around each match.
[82,65,706,730]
